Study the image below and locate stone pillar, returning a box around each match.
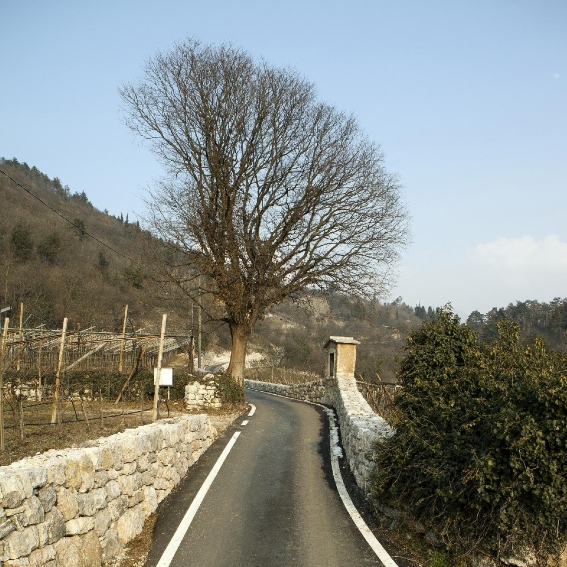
[324,336,360,380]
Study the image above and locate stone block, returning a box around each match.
[37,486,56,513]
[146,428,164,452]
[0,517,16,538]
[4,556,30,566]
[28,544,55,567]
[128,490,144,507]
[44,459,65,487]
[117,472,142,497]
[64,452,94,493]
[0,474,26,509]
[75,493,95,517]
[142,487,157,516]
[101,528,122,561]
[121,461,137,475]
[65,517,94,536]
[4,525,39,560]
[107,496,128,521]
[121,437,143,464]
[136,453,150,472]
[141,471,153,486]
[37,508,65,545]
[93,470,109,489]
[94,508,111,536]
[81,447,103,471]
[54,531,101,567]
[7,497,44,529]
[100,443,123,471]
[153,478,170,491]
[105,480,121,501]
[55,488,78,521]
[116,505,145,544]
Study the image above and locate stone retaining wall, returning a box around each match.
[245,376,392,494]
[322,374,393,492]
[0,415,216,566]
[184,376,222,409]
[244,379,326,403]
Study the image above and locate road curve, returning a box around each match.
[145,390,385,567]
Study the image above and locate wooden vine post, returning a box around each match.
[152,314,167,422]
[118,304,128,373]
[37,331,43,401]
[16,302,23,371]
[0,317,9,451]
[51,318,68,424]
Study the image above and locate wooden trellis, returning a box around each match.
[355,378,400,420]
[0,326,192,377]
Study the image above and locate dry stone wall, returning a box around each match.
[184,375,222,409]
[244,379,326,403]
[0,415,216,567]
[322,374,393,492]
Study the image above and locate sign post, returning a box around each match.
[152,314,167,422]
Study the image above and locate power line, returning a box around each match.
[0,167,134,262]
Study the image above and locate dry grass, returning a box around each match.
[0,399,188,467]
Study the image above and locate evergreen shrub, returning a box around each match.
[372,308,567,561]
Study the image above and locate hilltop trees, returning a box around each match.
[466,299,567,350]
[120,39,409,385]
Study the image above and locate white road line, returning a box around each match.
[248,403,256,416]
[241,419,249,426]
[245,387,399,567]
[156,431,241,567]
[325,411,399,567]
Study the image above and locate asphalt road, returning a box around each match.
[145,390,386,567]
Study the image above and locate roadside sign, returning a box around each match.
[154,367,173,386]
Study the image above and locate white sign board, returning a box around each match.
[154,367,173,386]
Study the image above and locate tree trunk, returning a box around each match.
[226,322,251,387]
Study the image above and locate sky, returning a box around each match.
[1,0,566,318]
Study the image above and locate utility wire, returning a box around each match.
[0,168,134,262]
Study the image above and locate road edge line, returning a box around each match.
[245,387,399,567]
[155,430,242,567]
[324,408,399,567]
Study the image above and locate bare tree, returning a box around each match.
[120,39,409,385]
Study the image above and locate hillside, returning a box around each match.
[1,158,431,379]
[467,299,567,352]
[9,157,565,383]
[0,157,190,333]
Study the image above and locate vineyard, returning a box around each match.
[0,311,194,453]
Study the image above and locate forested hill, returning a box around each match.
[1,158,564,380]
[466,299,567,351]
[0,157,185,332]
[0,158,432,379]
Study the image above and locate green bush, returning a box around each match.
[215,373,245,406]
[372,308,567,561]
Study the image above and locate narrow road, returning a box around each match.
[145,390,387,567]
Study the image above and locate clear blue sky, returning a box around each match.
[1,0,566,317]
